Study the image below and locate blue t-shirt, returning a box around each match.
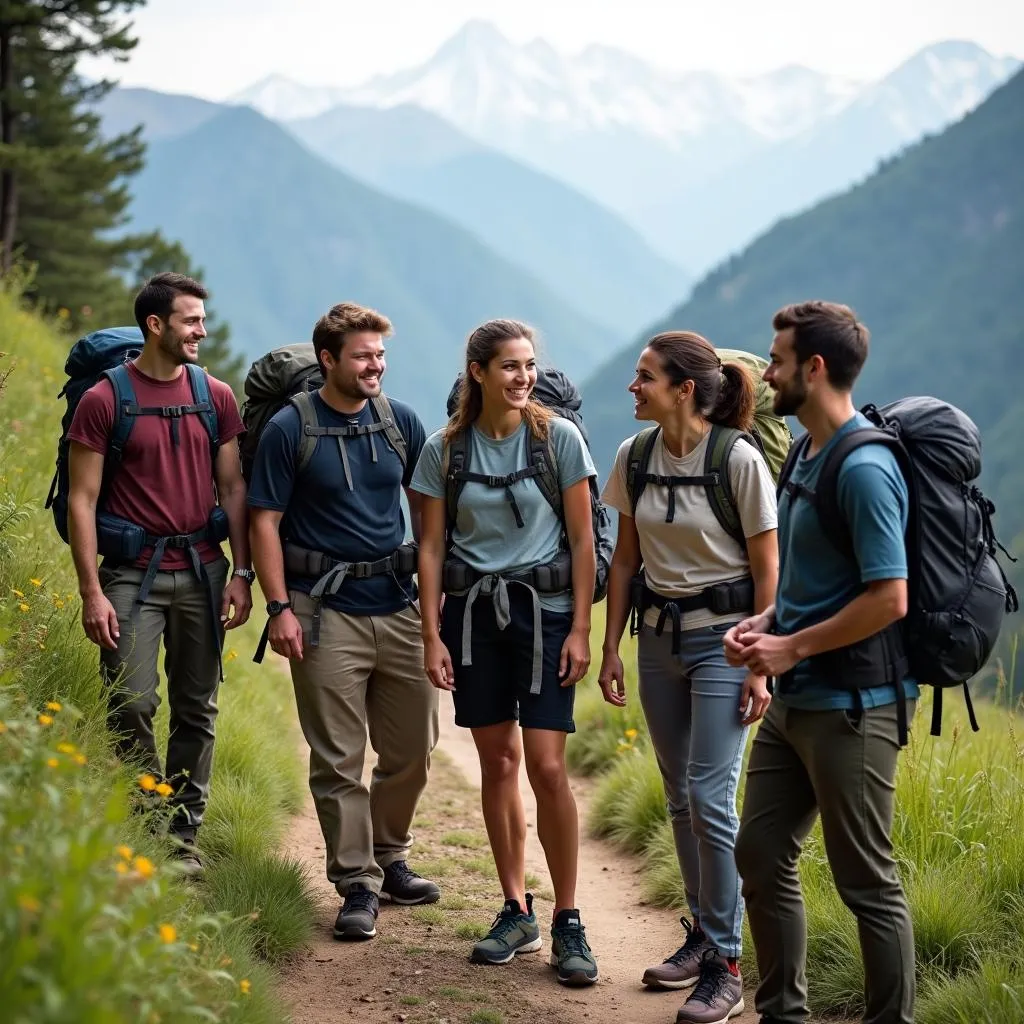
[246,393,426,616]
[775,412,920,711]
[409,417,596,612]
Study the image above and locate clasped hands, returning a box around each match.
[723,611,799,678]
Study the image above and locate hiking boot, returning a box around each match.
[470,894,542,965]
[169,828,203,878]
[549,908,599,986]
[333,883,379,940]
[381,860,441,905]
[675,948,745,1024]
[642,916,711,989]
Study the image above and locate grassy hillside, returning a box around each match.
[582,68,1024,564]
[0,286,317,1022]
[126,105,618,432]
[287,102,686,336]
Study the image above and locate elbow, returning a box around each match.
[880,581,908,624]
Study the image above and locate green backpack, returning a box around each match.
[624,349,792,550]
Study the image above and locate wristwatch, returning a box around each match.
[266,600,292,617]
[233,568,256,583]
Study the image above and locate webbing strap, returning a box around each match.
[455,466,541,529]
[124,401,213,448]
[638,472,719,523]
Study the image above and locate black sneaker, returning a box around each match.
[333,883,379,940]
[380,860,441,905]
[549,908,599,986]
[169,828,203,878]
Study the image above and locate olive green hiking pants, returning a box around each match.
[735,698,916,1024]
[287,592,439,897]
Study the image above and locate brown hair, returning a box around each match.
[772,301,869,390]
[312,301,393,374]
[134,272,208,338]
[645,331,755,431]
[444,318,553,441]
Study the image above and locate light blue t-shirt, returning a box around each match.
[410,417,596,612]
[775,412,920,711]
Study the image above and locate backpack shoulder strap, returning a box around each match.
[370,392,408,470]
[626,426,660,515]
[775,430,811,498]
[103,363,137,464]
[184,363,220,457]
[528,426,562,519]
[442,427,470,539]
[703,424,752,549]
[288,389,320,476]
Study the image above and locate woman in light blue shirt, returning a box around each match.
[411,318,599,987]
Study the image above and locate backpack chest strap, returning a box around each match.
[120,399,215,447]
[638,472,721,523]
[454,465,542,528]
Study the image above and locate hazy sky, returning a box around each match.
[81,0,1024,100]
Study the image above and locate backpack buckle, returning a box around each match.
[163,405,186,418]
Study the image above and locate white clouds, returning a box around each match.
[80,0,1024,101]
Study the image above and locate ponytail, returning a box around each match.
[709,361,756,432]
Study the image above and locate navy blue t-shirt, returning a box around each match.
[247,392,426,616]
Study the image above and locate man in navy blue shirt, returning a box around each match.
[726,301,916,1024]
[249,302,440,942]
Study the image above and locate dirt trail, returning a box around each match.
[278,692,760,1024]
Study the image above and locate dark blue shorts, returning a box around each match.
[440,587,576,733]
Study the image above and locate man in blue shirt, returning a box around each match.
[725,301,916,1024]
[248,302,440,942]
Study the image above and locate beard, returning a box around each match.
[332,371,382,401]
[159,332,199,365]
[772,377,807,417]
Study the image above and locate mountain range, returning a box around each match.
[232,22,1019,272]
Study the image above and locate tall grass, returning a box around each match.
[573,603,1024,1019]
[0,286,318,1021]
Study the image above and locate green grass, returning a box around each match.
[0,284,317,1020]
[454,921,488,941]
[468,1010,503,1024]
[399,994,424,1006]
[574,599,1024,1019]
[441,830,486,849]
[411,906,445,926]
[435,986,488,1003]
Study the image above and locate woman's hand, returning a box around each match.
[559,626,591,686]
[424,634,455,691]
[739,672,772,726]
[597,648,627,707]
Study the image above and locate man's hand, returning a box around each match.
[736,632,800,678]
[559,626,591,686]
[82,590,120,651]
[220,576,252,630]
[269,609,304,661]
[723,610,774,667]
[739,672,772,726]
[424,634,455,691]
[597,649,627,707]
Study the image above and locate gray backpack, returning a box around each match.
[239,343,407,482]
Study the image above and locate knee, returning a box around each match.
[479,746,519,784]
[525,755,568,797]
[734,818,764,885]
[686,776,734,842]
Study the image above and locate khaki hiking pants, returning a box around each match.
[287,592,440,897]
[99,555,228,833]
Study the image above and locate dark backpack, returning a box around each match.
[442,366,614,603]
[239,342,407,482]
[45,326,219,543]
[777,397,1019,740]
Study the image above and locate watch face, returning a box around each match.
[267,601,284,615]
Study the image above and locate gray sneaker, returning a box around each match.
[549,908,599,986]
[675,949,745,1024]
[643,916,710,989]
[470,894,542,965]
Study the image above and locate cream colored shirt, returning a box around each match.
[601,427,779,630]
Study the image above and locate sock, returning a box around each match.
[727,957,740,977]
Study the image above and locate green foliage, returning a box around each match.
[0,287,314,1020]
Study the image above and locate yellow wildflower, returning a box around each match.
[45,701,62,712]
[73,753,87,766]
[46,758,58,768]
[138,773,157,791]
[29,578,42,588]
[19,603,29,613]
[114,862,129,875]
[133,856,155,879]
[57,742,76,754]
[624,728,638,739]
[158,923,177,944]
[54,600,65,610]
[116,845,133,860]
[11,588,23,597]
[239,980,251,996]
[188,942,199,952]
[38,714,53,726]
[17,895,40,913]
[224,648,238,662]
[154,782,173,798]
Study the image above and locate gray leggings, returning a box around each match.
[637,621,749,956]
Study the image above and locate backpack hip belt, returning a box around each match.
[630,574,755,655]
[441,550,571,596]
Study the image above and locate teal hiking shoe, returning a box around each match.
[550,908,599,986]
[470,894,542,965]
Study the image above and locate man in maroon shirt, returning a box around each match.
[67,272,253,874]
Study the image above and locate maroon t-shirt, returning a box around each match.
[68,362,245,571]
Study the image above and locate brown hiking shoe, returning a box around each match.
[675,949,744,1024]
[642,916,710,990]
